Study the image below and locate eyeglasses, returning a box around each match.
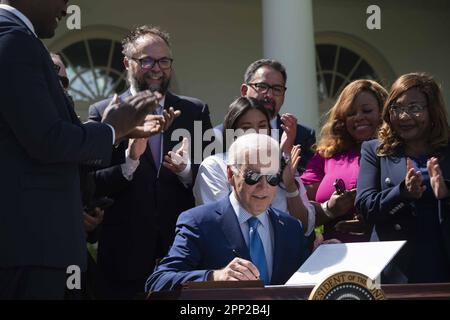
[236,169,281,186]
[130,56,173,69]
[248,82,287,96]
[389,104,426,116]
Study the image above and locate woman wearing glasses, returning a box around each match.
[356,73,450,283]
[301,79,388,243]
[193,96,316,236]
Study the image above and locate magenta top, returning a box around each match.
[301,148,369,242]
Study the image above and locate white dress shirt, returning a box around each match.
[194,153,316,235]
[229,192,274,281]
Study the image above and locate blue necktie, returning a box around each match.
[247,217,269,284]
[148,105,162,168]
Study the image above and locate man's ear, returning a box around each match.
[240,83,249,97]
[227,166,235,187]
[123,57,130,70]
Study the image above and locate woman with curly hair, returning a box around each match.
[301,79,387,242]
[356,73,450,283]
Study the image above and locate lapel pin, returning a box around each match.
[385,177,392,186]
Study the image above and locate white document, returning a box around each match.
[285,241,406,286]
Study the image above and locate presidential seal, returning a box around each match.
[308,271,385,300]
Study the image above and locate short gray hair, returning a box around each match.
[227,133,280,174]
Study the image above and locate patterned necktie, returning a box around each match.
[247,217,269,284]
[148,105,162,168]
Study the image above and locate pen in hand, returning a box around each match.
[232,249,261,281]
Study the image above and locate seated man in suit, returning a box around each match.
[146,133,310,291]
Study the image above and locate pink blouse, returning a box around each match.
[301,148,368,242]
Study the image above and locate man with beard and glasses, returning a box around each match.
[242,59,316,173]
[88,25,212,299]
[215,59,316,173]
[0,1,160,300]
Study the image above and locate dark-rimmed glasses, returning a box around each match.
[130,56,173,69]
[247,82,287,96]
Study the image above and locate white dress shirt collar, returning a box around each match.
[0,4,36,37]
[270,117,278,130]
[229,191,270,229]
[229,191,274,280]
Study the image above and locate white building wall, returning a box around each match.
[46,0,450,124]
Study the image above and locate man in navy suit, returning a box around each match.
[0,1,161,299]
[88,25,212,298]
[146,133,309,291]
[240,59,316,172]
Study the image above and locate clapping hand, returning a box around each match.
[102,90,161,143]
[163,137,190,174]
[161,107,181,131]
[427,157,449,199]
[127,114,165,139]
[126,107,181,138]
[127,138,148,161]
[403,158,426,199]
[280,113,298,154]
[282,144,301,190]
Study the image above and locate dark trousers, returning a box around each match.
[0,266,66,300]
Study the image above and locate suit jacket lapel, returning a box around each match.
[217,197,251,261]
[268,207,286,284]
[388,150,407,186]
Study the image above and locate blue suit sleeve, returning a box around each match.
[145,211,211,292]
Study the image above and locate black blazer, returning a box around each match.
[88,90,212,283]
[0,9,113,269]
[356,139,450,282]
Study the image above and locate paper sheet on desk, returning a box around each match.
[285,241,406,286]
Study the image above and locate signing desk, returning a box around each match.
[148,282,450,300]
